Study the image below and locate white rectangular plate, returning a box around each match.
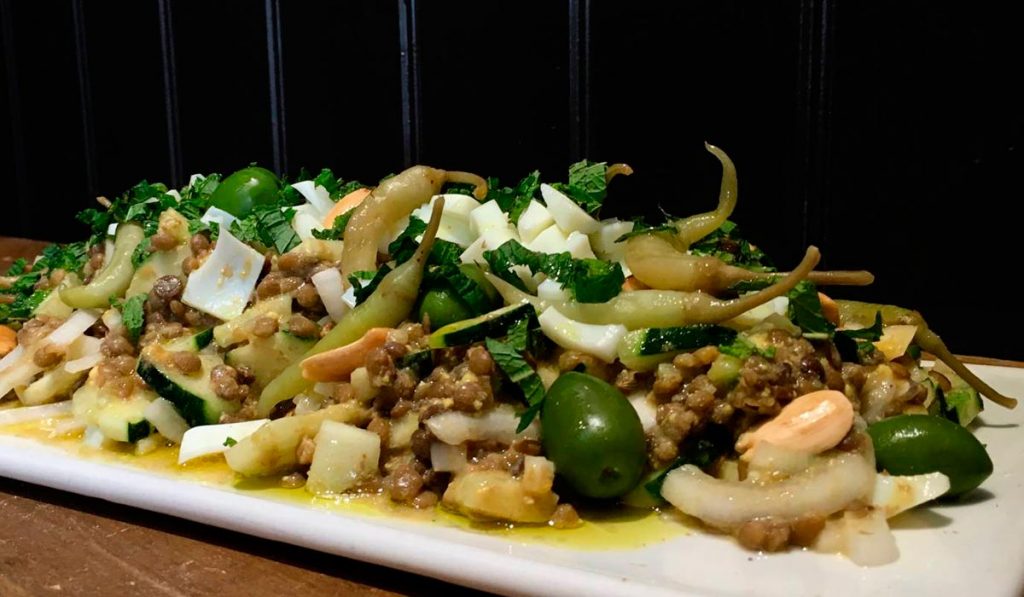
[2,364,1023,596]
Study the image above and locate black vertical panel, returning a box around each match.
[172,1,274,176]
[589,2,805,266]
[3,1,90,242]
[417,1,571,180]
[828,4,1023,359]
[0,0,23,239]
[279,1,403,181]
[82,0,171,195]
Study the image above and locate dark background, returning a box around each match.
[0,1,1020,359]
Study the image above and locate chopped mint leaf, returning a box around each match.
[483,239,624,303]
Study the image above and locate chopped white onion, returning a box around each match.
[0,400,73,425]
[101,307,123,332]
[310,268,349,322]
[871,472,950,518]
[291,180,334,218]
[814,509,899,566]
[0,345,25,374]
[540,183,600,234]
[426,405,539,446]
[143,398,190,444]
[430,442,468,473]
[83,425,106,449]
[200,206,238,229]
[294,392,325,416]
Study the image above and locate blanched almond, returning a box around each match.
[736,389,854,461]
[300,327,391,382]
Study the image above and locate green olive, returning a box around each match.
[417,286,474,329]
[868,414,993,497]
[209,166,282,217]
[541,372,646,499]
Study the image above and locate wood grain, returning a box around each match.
[0,478,481,597]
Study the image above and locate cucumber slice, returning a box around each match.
[213,294,293,348]
[72,379,155,443]
[225,332,314,387]
[137,344,238,427]
[428,303,535,348]
[165,328,214,352]
[617,325,737,371]
[397,349,434,378]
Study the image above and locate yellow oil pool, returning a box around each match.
[1,416,690,550]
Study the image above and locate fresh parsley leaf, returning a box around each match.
[230,203,300,254]
[6,258,27,276]
[312,209,354,241]
[482,240,624,303]
[484,337,546,431]
[119,294,148,342]
[551,160,608,215]
[179,173,221,202]
[310,168,366,199]
[131,237,153,268]
[223,437,237,447]
[786,280,835,337]
[487,171,540,223]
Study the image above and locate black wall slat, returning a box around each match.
[0,0,30,237]
[172,1,273,176]
[825,3,1023,359]
[398,0,421,167]
[588,2,805,266]
[567,0,591,161]
[0,2,1019,358]
[264,0,287,174]
[70,0,98,201]
[82,0,170,196]
[416,0,571,179]
[156,0,182,186]
[3,1,89,242]
[279,1,403,181]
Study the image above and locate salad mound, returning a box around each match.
[0,145,1012,565]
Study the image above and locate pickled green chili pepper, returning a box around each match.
[836,299,1017,409]
[489,246,821,330]
[341,166,486,277]
[256,198,446,417]
[59,223,144,309]
[626,144,872,294]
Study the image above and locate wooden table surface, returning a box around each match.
[3,237,1020,596]
[0,237,481,597]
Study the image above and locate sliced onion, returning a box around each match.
[64,353,103,374]
[661,451,876,530]
[310,268,349,322]
[430,442,467,473]
[143,397,190,443]
[46,309,101,347]
[83,425,106,449]
[0,400,73,425]
[101,308,123,333]
[49,418,86,438]
[628,391,657,433]
[0,345,25,373]
[426,405,539,446]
